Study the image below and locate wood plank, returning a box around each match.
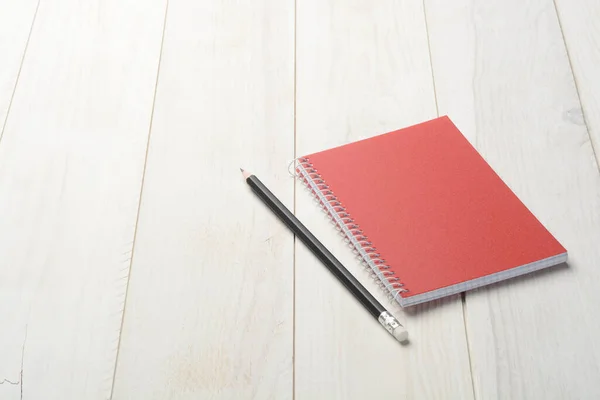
[554,0,600,164]
[294,1,474,398]
[0,0,38,138]
[111,0,295,398]
[425,0,600,398]
[0,0,167,398]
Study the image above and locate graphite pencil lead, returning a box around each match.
[240,168,252,180]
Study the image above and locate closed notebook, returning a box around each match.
[295,116,567,307]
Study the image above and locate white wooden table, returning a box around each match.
[1,0,600,398]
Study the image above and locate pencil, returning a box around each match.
[241,168,408,343]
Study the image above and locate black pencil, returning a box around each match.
[241,168,408,343]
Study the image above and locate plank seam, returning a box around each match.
[421,0,439,117]
[0,0,41,145]
[552,0,600,173]
[422,1,477,398]
[461,293,477,400]
[108,0,170,398]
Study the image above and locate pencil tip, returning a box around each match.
[240,168,252,180]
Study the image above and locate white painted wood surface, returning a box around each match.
[426,0,600,398]
[294,1,474,399]
[110,1,295,399]
[0,0,38,137]
[554,0,600,163]
[1,0,600,398]
[0,0,166,399]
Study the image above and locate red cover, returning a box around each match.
[300,116,566,303]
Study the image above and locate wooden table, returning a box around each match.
[2,0,599,398]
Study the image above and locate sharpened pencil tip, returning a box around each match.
[240,168,252,180]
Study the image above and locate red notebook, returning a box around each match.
[296,116,567,306]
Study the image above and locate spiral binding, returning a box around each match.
[293,157,408,303]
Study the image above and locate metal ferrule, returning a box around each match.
[378,311,403,334]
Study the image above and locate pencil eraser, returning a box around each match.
[394,328,409,343]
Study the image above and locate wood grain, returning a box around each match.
[0,0,166,399]
[0,0,38,139]
[426,0,600,398]
[111,0,295,399]
[294,1,474,399]
[554,0,600,164]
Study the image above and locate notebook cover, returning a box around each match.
[299,116,567,303]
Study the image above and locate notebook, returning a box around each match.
[295,116,567,307]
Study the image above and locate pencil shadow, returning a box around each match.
[402,262,570,316]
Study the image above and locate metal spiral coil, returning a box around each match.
[292,157,408,303]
